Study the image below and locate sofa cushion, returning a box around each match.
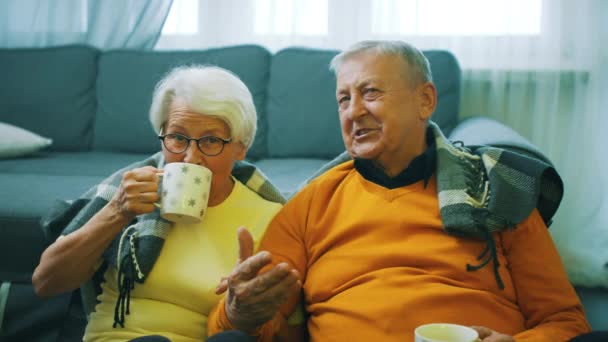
[266,48,343,159]
[93,45,271,159]
[0,215,48,283]
[0,45,98,151]
[0,283,72,342]
[424,50,461,136]
[265,49,462,158]
[254,158,330,197]
[0,152,146,282]
[0,174,104,281]
[0,174,104,225]
[0,151,149,177]
[448,116,549,164]
[576,287,608,330]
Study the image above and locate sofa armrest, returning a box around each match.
[575,287,608,331]
[449,116,551,165]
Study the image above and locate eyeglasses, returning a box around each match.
[158,133,232,156]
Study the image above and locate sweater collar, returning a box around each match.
[354,127,436,189]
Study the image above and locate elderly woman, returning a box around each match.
[32,66,295,342]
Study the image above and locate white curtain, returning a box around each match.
[413,0,608,288]
[158,0,608,287]
[0,0,173,49]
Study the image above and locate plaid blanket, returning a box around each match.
[303,121,563,288]
[41,152,285,327]
[41,121,563,325]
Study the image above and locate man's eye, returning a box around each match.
[363,88,379,96]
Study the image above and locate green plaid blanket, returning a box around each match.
[41,152,285,326]
[306,121,563,233]
[303,121,563,288]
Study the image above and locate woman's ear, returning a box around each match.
[418,82,437,120]
[235,143,247,161]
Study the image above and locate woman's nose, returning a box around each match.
[182,141,205,165]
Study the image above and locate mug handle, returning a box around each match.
[154,171,164,209]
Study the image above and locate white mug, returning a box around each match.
[156,162,212,224]
[415,323,479,342]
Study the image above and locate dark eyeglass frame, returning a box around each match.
[158,133,232,156]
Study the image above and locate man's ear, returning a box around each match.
[418,82,437,120]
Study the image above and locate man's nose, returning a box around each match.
[347,96,366,120]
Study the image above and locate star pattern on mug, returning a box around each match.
[188,198,196,207]
[206,174,211,182]
[166,171,172,179]
[200,208,205,217]
[194,177,202,185]
[181,165,189,174]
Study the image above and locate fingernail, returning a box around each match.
[259,251,271,258]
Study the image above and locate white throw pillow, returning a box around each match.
[0,122,53,158]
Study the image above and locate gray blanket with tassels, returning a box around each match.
[41,152,285,326]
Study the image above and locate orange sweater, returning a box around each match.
[211,161,590,341]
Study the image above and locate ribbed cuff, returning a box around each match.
[207,297,281,341]
[207,297,236,335]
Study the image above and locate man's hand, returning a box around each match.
[110,166,161,221]
[471,326,515,342]
[215,227,301,333]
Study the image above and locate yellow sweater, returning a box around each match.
[84,180,282,342]
[255,161,589,341]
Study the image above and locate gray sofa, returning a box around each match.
[0,44,605,341]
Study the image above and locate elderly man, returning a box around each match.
[208,41,595,342]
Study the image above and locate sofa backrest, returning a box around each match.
[425,50,461,135]
[0,44,461,159]
[0,45,99,151]
[265,48,343,159]
[265,48,461,159]
[93,45,271,159]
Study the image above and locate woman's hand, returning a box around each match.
[110,166,161,221]
[215,227,301,333]
[33,166,162,297]
[471,326,515,342]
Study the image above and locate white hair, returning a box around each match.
[330,40,433,86]
[149,65,257,149]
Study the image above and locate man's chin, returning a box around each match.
[348,147,379,160]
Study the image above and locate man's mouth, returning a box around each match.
[354,128,378,138]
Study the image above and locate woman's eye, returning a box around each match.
[172,134,186,141]
[203,136,220,144]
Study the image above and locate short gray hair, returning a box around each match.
[330,40,433,85]
[149,65,257,150]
